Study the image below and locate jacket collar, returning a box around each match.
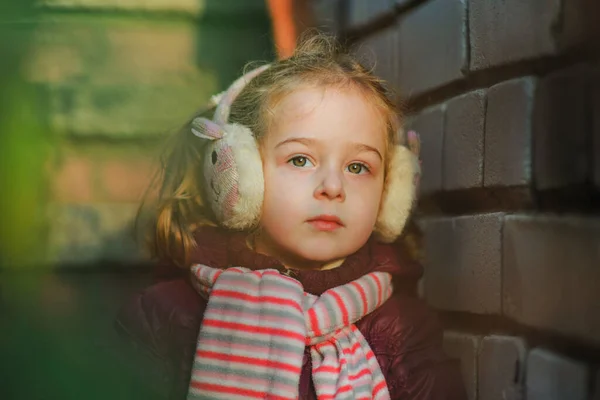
[190,226,423,295]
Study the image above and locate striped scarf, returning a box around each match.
[187,265,393,400]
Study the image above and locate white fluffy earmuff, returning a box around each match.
[190,65,269,230]
[192,65,421,241]
[374,140,420,243]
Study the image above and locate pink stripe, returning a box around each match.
[201,319,305,342]
[331,290,349,326]
[319,301,332,332]
[200,339,300,360]
[200,327,303,348]
[192,370,296,393]
[371,273,383,306]
[308,308,321,337]
[373,380,387,395]
[196,350,301,374]
[349,368,372,381]
[342,341,362,355]
[338,285,356,320]
[199,267,222,282]
[335,384,353,394]
[351,281,368,315]
[210,290,303,313]
[208,309,302,326]
[214,279,299,297]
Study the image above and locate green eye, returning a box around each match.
[290,156,310,167]
[348,163,368,174]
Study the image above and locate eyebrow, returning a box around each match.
[275,137,315,149]
[275,136,383,161]
[354,143,383,161]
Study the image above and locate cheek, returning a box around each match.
[264,169,297,206]
[261,164,307,223]
[350,179,384,223]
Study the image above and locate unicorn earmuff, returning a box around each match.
[191,64,420,243]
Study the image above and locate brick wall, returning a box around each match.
[312,0,600,399]
[27,0,272,267]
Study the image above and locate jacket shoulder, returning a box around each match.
[116,278,207,358]
[359,292,443,356]
[358,293,468,399]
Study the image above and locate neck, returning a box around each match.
[249,230,344,271]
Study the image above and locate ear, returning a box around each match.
[374,145,420,243]
[191,117,224,140]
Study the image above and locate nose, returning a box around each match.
[314,166,345,201]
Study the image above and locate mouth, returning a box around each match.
[307,215,344,232]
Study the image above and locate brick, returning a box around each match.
[478,336,527,400]
[443,332,481,400]
[469,0,559,70]
[485,68,592,190]
[423,213,503,314]
[484,77,536,187]
[347,0,395,28]
[556,0,600,51]
[53,156,93,203]
[46,203,147,266]
[100,159,155,202]
[503,215,600,344]
[397,0,467,95]
[533,65,591,189]
[354,25,397,95]
[443,89,486,190]
[405,105,445,195]
[469,0,598,69]
[526,348,589,400]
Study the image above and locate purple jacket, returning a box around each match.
[116,227,467,399]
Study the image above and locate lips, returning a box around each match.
[307,215,344,231]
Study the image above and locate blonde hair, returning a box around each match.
[140,32,410,267]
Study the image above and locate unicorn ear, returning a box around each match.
[406,130,421,158]
[191,117,225,140]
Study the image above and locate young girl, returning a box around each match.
[117,34,466,400]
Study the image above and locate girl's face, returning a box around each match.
[256,85,387,269]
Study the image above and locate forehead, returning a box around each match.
[267,85,387,147]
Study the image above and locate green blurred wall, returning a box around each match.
[3,0,274,269]
[0,2,274,399]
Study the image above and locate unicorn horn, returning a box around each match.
[213,64,270,125]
